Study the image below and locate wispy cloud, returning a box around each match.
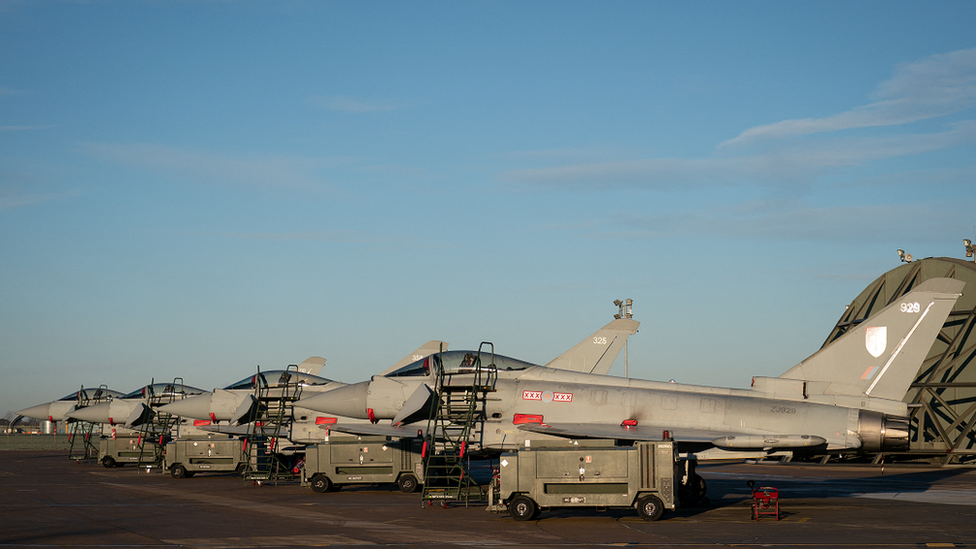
[502,121,976,188]
[502,48,976,190]
[495,146,638,163]
[216,229,455,250]
[720,48,976,148]
[78,142,344,188]
[305,95,402,113]
[586,200,965,243]
[221,231,387,243]
[0,125,54,132]
[0,0,25,14]
[0,189,82,211]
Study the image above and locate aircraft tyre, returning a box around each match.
[636,494,665,521]
[508,495,539,521]
[310,474,332,493]
[397,474,419,493]
[101,457,116,469]
[171,464,188,479]
[681,474,707,505]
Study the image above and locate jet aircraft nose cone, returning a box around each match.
[158,393,214,420]
[16,403,52,421]
[296,381,369,419]
[66,402,112,424]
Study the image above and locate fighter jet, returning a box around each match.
[160,340,447,430]
[67,381,206,430]
[16,387,125,424]
[296,315,640,425]
[297,279,963,464]
[160,340,466,451]
[157,356,337,426]
[66,357,330,431]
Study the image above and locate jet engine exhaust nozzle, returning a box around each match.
[857,410,910,453]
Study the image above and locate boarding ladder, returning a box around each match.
[135,379,190,470]
[241,366,301,484]
[67,385,112,461]
[421,343,497,506]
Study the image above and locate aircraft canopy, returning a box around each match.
[387,350,533,377]
[223,370,335,390]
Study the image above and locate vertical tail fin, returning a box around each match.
[779,277,964,400]
[545,318,640,375]
[296,357,327,376]
[380,341,449,375]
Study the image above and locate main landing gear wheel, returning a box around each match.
[637,494,665,521]
[681,474,707,504]
[397,474,419,493]
[310,474,332,493]
[508,495,539,521]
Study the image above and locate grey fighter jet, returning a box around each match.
[158,344,451,445]
[157,356,338,426]
[67,382,206,430]
[296,279,963,463]
[16,387,125,424]
[296,316,641,426]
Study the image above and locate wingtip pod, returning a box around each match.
[779,277,965,402]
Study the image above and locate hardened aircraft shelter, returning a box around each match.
[821,255,976,465]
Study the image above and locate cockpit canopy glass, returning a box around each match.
[59,388,125,402]
[121,383,205,400]
[386,350,533,377]
[223,370,335,390]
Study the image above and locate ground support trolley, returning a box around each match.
[164,436,246,478]
[489,440,678,521]
[302,435,424,493]
[98,436,159,468]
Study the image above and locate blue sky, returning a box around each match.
[2,1,974,417]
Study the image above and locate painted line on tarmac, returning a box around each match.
[851,490,976,506]
[0,542,967,548]
[99,482,510,546]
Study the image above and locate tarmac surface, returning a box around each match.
[1,450,975,548]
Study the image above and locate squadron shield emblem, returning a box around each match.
[865,326,887,358]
